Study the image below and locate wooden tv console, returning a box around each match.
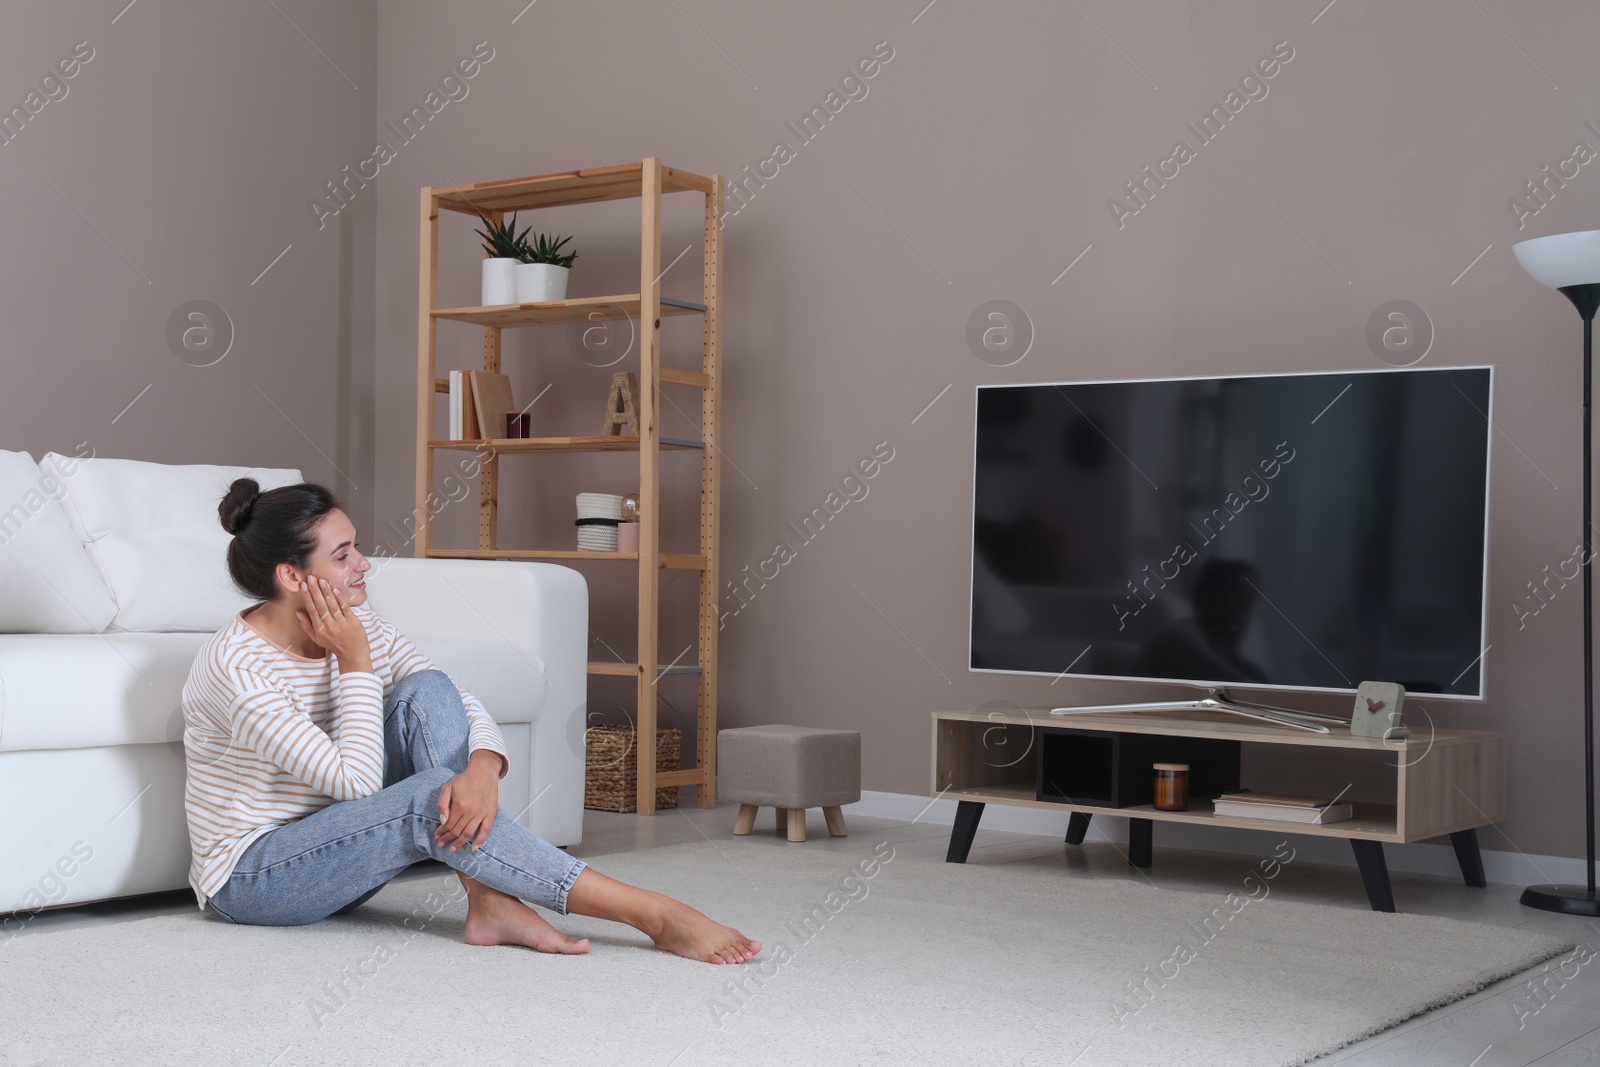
[931,707,1509,912]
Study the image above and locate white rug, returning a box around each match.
[1,838,1572,1067]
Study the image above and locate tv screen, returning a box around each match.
[969,367,1493,699]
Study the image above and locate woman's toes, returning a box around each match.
[650,899,762,964]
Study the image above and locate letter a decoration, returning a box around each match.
[602,371,640,436]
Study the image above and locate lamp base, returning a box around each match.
[1521,884,1600,915]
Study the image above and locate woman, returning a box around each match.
[182,478,760,964]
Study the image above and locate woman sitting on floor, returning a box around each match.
[181,478,759,964]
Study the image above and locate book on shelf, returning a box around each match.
[449,371,461,440]
[1211,790,1354,825]
[447,371,481,440]
[469,371,514,442]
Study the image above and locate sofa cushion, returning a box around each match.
[0,633,545,753]
[0,450,119,634]
[38,454,302,632]
[0,632,208,751]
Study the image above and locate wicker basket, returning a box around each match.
[584,725,681,812]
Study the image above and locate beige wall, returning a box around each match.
[0,0,378,530]
[21,1,1595,857]
[370,0,1600,858]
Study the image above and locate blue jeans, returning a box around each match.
[207,670,587,926]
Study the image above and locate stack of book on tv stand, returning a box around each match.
[1212,790,1353,825]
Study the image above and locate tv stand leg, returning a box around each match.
[1128,818,1153,868]
[1351,839,1396,912]
[946,800,984,863]
[1065,811,1092,846]
[1450,828,1488,888]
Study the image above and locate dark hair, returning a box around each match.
[220,478,342,600]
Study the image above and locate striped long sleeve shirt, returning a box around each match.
[181,605,508,907]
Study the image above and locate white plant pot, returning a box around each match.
[481,258,519,306]
[515,263,570,304]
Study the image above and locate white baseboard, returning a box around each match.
[840,790,1590,889]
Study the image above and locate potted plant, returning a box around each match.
[515,232,578,303]
[474,212,530,306]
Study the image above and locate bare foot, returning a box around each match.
[463,884,590,955]
[648,894,761,965]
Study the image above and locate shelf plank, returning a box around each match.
[432,294,706,328]
[425,548,706,569]
[589,661,703,677]
[661,168,714,194]
[660,366,712,388]
[432,162,711,214]
[444,374,700,395]
[656,768,708,787]
[444,367,706,392]
[427,435,703,453]
[945,782,1404,842]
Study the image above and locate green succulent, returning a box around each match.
[522,232,577,269]
[474,211,532,260]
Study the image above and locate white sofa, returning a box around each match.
[0,451,588,918]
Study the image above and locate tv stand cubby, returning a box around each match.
[931,707,1509,912]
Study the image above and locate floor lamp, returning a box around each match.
[1514,229,1600,915]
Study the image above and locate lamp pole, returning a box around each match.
[1520,280,1600,914]
[1580,285,1595,901]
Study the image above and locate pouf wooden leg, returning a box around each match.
[824,805,848,837]
[787,808,807,842]
[774,807,787,834]
[733,804,758,836]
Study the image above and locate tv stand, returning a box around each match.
[1050,687,1349,733]
[932,706,1509,912]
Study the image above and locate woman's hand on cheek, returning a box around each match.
[294,577,373,672]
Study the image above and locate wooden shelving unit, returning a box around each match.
[415,158,722,814]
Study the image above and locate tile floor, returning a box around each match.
[18,802,1600,1065]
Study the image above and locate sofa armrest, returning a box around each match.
[364,556,587,846]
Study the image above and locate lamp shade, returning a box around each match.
[1513,229,1600,288]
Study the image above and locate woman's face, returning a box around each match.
[278,508,372,607]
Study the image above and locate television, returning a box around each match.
[969,366,1493,701]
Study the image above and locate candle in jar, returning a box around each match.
[1153,763,1190,811]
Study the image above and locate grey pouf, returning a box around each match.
[718,725,861,842]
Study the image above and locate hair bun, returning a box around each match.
[219,477,262,536]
